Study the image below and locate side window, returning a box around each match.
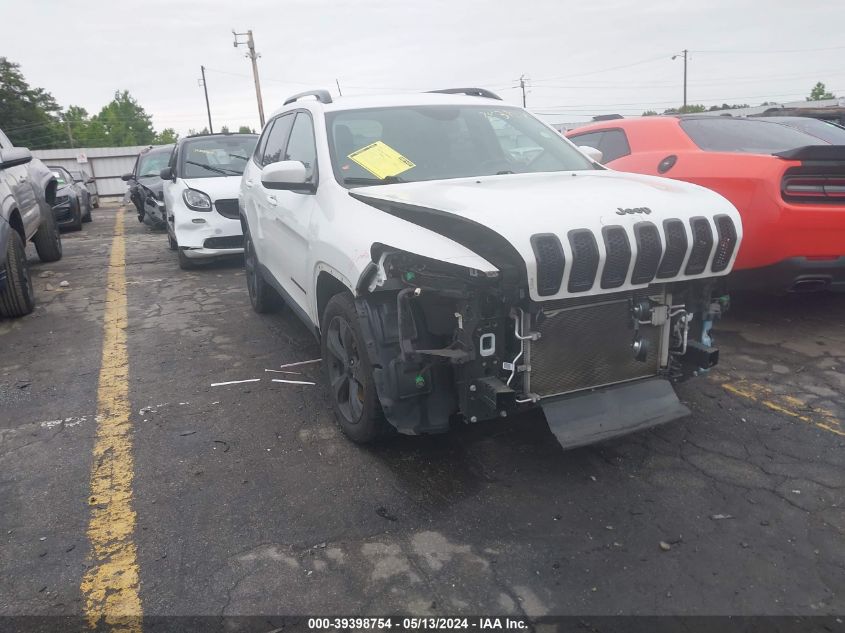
[569,131,604,151]
[253,123,271,164]
[262,114,294,167]
[598,130,631,162]
[0,129,9,148]
[284,113,317,181]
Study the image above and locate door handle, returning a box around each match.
[18,174,27,183]
[244,179,254,188]
[267,195,278,206]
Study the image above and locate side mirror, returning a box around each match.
[579,146,603,164]
[86,177,96,184]
[261,160,315,192]
[121,173,134,182]
[159,167,175,181]
[0,147,32,169]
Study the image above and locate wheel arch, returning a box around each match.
[7,209,26,243]
[316,270,353,329]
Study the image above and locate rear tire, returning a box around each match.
[32,212,63,263]
[177,248,195,270]
[321,292,387,443]
[0,231,35,318]
[244,230,280,313]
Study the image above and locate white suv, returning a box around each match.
[239,88,742,448]
[161,133,257,269]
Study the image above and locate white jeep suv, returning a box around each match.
[239,88,743,448]
[161,132,257,269]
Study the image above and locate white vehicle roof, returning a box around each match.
[269,91,507,118]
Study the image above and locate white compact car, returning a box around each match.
[161,133,258,269]
[239,88,743,449]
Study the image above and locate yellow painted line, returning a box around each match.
[80,212,143,632]
[720,379,845,437]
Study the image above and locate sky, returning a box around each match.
[3,0,845,136]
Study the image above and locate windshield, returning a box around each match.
[326,105,594,187]
[137,150,172,178]
[180,135,258,179]
[762,117,845,145]
[680,118,828,154]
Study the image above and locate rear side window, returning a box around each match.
[261,114,294,167]
[284,113,317,181]
[680,118,827,154]
[569,129,630,162]
[599,130,631,162]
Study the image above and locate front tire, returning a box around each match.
[82,195,92,222]
[68,200,83,231]
[321,293,387,443]
[32,211,63,263]
[244,230,280,313]
[0,231,35,318]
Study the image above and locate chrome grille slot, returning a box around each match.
[567,229,599,292]
[530,292,664,398]
[657,219,687,278]
[631,222,663,284]
[712,215,737,272]
[685,217,713,275]
[600,226,631,289]
[531,234,565,296]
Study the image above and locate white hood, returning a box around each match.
[352,170,743,301]
[182,176,242,201]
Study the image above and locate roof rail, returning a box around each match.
[592,114,624,121]
[284,89,333,106]
[428,87,502,101]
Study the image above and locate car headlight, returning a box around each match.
[183,188,212,211]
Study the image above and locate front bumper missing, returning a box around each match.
[541,378,690,450]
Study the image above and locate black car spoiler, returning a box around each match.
[774,145,845,161]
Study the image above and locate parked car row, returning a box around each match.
[47,165,94,230]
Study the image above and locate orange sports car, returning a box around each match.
[567,116,845,292]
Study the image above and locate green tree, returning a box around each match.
[641,110,658,116]
[86,90,156,146]
[807,82,835,101]
[155,128,179,144]
[0,57,64,148]
[220,125,230,134]
[238,125,255,133]
[663,104,707,114]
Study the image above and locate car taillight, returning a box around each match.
[782,176,845,201]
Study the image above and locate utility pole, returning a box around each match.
[233,29,265,127]
[64,116,74,149]
[672,49,689,110]
[335,78,343,97]
[199,66,213,133]
[519,74,528,107]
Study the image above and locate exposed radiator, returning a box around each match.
[529,291,665,398]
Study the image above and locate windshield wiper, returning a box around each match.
[343,175,406,185]
[228,153,249,161]
[185,160,240,176]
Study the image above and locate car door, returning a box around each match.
[247,112,295,281]
[0,130,40,238]
[268,111,319,307]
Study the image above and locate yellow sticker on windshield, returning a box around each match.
[347,141,415,180]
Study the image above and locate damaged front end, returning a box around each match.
[354,245,722,446]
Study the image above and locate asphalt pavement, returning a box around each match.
[1,205,843,625]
